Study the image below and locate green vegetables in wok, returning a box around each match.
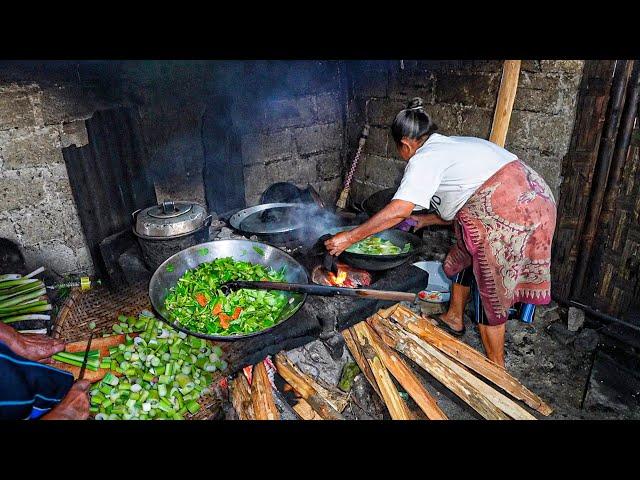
[163,257,290,336]
[346,236,411,255]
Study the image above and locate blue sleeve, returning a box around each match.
[0,341,74,420]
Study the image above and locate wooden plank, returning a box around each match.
[489,60,521,147]
[251,361,280,420]
[351,322,414,420]
[358,321,447,420]
[373,314,536,420]
[367,315,510,420]
[293,397,324,420]
[274,353,344,420]
[230,373,254,420]
[392,305,553,416]
[341,327,383,399]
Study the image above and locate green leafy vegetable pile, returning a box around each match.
[163,257,289,336]
[346,236,411,255]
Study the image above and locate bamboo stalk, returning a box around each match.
[352,322,414,420]
[274,353,344,420]
[392,305,553,415]
[358,321,447,420]
[251,361,280,420]
[342,327,383,399]
[368,315,511,420]
[230,373,255,420]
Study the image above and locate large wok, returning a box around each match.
[148,239,309,341]
[326,226,422,271]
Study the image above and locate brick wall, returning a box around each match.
[0,78,114,277]
[345,60,585,205]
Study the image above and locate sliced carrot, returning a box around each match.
[195,293,208,307]
[212,303,223,315]
[232,307,243,319]
[219,313,231,329]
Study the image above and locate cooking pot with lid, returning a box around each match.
[132,200,213,270]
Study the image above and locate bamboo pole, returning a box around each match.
[489,60,522,147]
[251,361,280,420]
[274,353,344,420]
[352,322,414,420]
[358,321,448,420]
[392,305,553,415]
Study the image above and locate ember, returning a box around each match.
[312,262,372,288]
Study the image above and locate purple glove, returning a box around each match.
[396,218,418,232]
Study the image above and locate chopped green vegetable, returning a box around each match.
[346,236,411,255]
[166,264,175,273]
[197,248,209,256]
[163,257,289,336]
[252,246,265,257]
[88,321,96,330]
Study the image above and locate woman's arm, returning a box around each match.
[409,213,453,229]
[325,199,415,255]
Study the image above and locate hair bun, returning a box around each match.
[407,97,425,110]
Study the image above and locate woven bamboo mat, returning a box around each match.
[52,282,223,420]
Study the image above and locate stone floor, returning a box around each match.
[284,301,640,420]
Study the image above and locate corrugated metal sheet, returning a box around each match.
[62,107,157,278]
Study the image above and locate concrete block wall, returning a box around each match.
[345,60,584,205]
[0,80,111,277]
[238,61,345,206]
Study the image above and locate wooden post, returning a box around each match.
[489,60,522,147]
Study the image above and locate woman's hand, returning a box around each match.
[324,231,355,256]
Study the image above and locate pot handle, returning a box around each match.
[131,208,142,222]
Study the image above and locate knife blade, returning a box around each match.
[78,332,94,381]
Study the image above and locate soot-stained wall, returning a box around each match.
[344,60,585,205]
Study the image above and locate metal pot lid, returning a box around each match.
[229,203,306,235]
[135,201,208,238]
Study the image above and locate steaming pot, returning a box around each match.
[132,200,213,270]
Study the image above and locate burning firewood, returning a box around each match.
[311,262,372,288]
[230,373,255,420]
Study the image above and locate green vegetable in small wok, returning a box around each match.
[346,236,411,255]
[163,257,290,336]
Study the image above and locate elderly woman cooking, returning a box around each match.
[325,97,557,367]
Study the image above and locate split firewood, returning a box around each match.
[251,361,280,420]
[352,322,414,420]
[342,328,383,399]
[368,315,511,420]
[274,353,344,420]
[357,321,448,420]
[230,372,255,420]
[392,305,553,416]
[293,397,324,420]
[373,314,537,420]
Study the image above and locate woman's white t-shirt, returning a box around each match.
[392,133,518,220]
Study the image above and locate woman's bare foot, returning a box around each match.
[438,310,465,332]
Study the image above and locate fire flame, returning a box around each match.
[328,269,348,286]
